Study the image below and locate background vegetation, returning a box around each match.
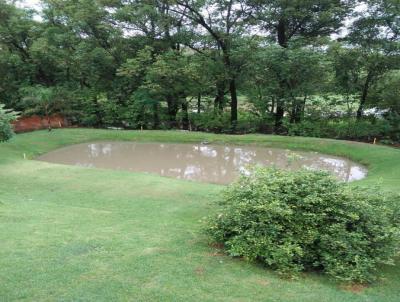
[0,0,399,142]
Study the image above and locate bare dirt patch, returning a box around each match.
[209,242,224,249]
[195,266,205,276]
[207,251,225,257]
[340,283,368,293]
[255,279,270,287]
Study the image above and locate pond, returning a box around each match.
[36,142,367,184]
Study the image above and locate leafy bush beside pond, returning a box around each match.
[206,167,400,282]
[0,104,18,142]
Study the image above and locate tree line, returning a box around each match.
[0,0,399,141]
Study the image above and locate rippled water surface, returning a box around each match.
[36,142,367,184]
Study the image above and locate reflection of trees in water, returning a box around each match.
[62,142,367,183]
[87,143,112,158]
[304,157,366,181]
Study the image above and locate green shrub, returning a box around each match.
[385,112,400,143]
[206,167,400,282]
[191,111,262,133]
[0,104,18,142]
[286,118,397,142]
[190,112,231,133]
[235,111,262,134]
[286,120,324,137]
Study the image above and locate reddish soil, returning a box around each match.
[12,115,69,133]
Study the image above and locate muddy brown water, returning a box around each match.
[36,142,367,184]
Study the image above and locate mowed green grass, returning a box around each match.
[0,129,399,302]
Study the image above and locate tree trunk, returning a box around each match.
[153,103,159,129]
[47,115,52,131]
[93,95,103,127]
[296,96,307,123]
[271,97,275,113]
[197,93,201,114]
[274,19,288,131]
[45,107,52,131]
[357,72,373,120]
[220,43,238,127]
[229,78,238,126]
[274,101,285,133]
[166,96,178,128]
[277,19,288,48]
[290,100,297,124]
[181,101,189,130]
[290,97,306,124]
[214,82,225,113]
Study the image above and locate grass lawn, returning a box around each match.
[0,128,399,302]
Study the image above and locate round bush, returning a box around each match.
[206,167,399,282]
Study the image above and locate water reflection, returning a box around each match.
[37,142,367,184]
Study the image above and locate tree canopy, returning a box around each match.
[0,0,399,141]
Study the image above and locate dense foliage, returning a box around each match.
[0,103,18,141]
[0,0,399,142]
[206,168,400,282]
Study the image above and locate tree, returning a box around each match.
[36,0,139,126]
[118,46,204,128]
[20,85,65,131]
[0,0,398,140]
[0,1,40,108]
[248,0,355,131]
[243,45,329,127]
[368,70,400,114]
[169,0,251,127]
[117,46,160,128]
[339,0,400,118]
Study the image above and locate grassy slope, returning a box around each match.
[0,128,399,302]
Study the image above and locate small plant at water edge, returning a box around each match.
[0,104,18,142]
